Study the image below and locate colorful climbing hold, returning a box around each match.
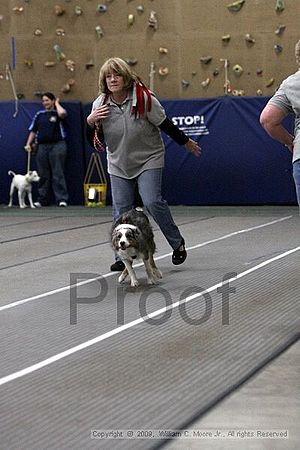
[96,4,107,13]
[75,6,83,15]
[245,33,255,44]
[275,24,286,35]
[148,11,158,30]
[54,5,65,16]
[95,25,104,38]
[24,60,33,68]
[227,0,245,13]
[275,0,285,13]
[128,14,135,25]
[53,44,66,61]
[158,67,169,76]
[200,56,212,64]
[181,79,190,89]
[232,64,243,75]
[85,60,95,70]
[222,34,231,43]
[201,77,211,87]
[65,59,75,71]
[56,28,65,36]
[159,47,168,54]
[125,58,137,66]
[44,61,56,67]
[266,78,275,87]
[274,44,283,54]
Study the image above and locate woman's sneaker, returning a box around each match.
[172,238,187,265]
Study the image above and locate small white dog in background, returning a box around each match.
[8,170,40,209]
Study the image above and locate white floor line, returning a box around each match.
[0,216,292,312]
[0,240,299,387]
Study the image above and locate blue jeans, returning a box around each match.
[293,159,300,214]
[110,168,183,250]
[36,141,68,205]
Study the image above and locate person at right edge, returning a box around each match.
[86,57,201,272]
[260,39,300,214]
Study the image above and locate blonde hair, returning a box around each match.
[98,57,138,94]
[295,40,300,65]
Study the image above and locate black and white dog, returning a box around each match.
[8,170,40,209]
[111,208,162,287]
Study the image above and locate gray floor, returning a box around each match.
[0,205,299,450]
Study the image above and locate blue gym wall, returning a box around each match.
[0,97,296,206]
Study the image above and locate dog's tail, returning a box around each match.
[8,170,16,177]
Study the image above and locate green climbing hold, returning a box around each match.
[227,0,245,12]
[275,0,285,12]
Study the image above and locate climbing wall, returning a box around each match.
[0,0,298,101]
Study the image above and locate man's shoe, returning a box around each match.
[33,202,42,208]
[59,201,68,207]
[172,238,187,265]
[110,261,125,271]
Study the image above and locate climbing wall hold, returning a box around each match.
[44,61,56,67]
[245,33,255,44]
[95,25,104,38]
[181,80,190,89]
[24,60,33,68]
[256,68,263,76]
[274,44,283,53]
[125,58,138,66]
[65,59,75,71]
[34,29,42,36]
[53,44,66,61]
[158,67,169,76]
[85,60,95,70]
[275,24,286,35]
[128,14,135,25]
[34,91,43,98]
[266,78,275,87]
[201,77,211,88]
[96,4,107,13]
[275,0,285,13]
[12,6,24,13]
[159,47,168,54]
[222,34,231,42]
[200,56,212,64]
[56,28,65,36]
[75,6,83,15]
[54,5,66,16]
[61,78,75,93]
[227,0,245,13]
[232,89,244,96]
[148,11,158,30]
[136,5,144,13]
[232,64,243,75]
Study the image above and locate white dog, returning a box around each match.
[8,170,40,209]
[111,208,162,287]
